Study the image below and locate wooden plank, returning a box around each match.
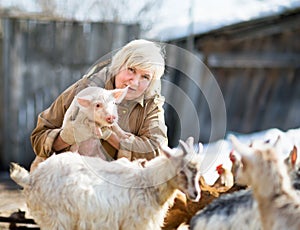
[241,69,266,132]
[88,22,115,63]
[283,68,300,129]
[207,53,300,68]
[2,18,13,170]
[259,70,282,129]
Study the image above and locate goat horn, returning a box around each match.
[179,139,190,156]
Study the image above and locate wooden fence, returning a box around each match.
[0,17,139,170]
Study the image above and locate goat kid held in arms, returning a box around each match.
[30,39,168,165]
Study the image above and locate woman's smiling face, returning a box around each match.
[115,67,153,100]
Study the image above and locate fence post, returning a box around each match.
[2,18,12,170]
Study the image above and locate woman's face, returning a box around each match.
[115,67,153,100]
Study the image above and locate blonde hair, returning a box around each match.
[110,39,165,79]
[110,39,165,81]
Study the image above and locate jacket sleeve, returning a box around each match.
[30,78,88,157]
[119,96,168,160]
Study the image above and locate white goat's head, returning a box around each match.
[76,87,128,126]
[229,134,289,189]
[161,137,203,202]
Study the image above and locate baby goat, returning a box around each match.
[62,86,127,158]
[11,137,203,230]
[191,137,299,230]
[30,86,127,171]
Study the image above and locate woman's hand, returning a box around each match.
[111,123,132,139]
[99,123,132,151]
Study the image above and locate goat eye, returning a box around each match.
[96,103,102,108]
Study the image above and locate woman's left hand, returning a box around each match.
[111,123,132,139]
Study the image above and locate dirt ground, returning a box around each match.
[0,172,39,229]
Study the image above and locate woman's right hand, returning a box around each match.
[111,123,132,139]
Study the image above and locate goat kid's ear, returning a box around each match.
[77,97,92,108]
[112,87,128,103]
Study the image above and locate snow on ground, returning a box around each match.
[201,127,300,185]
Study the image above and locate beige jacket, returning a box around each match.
[30,63,168,161]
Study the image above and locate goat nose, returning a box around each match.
[193,191,199,198]
[189,190,199,200]
[106,115,116,124]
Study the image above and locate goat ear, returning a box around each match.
[160,145,173,159]
[229,134,253,157]
[290,146,298,168]
[112,87,128,103]
[77,97,91,108]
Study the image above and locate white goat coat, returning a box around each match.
[12,152,192,230]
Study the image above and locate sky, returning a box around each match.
[1,0,300,41]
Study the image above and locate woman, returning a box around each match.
[30,39,168,162]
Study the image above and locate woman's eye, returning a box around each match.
[142,75,150,80]
[128,67,135,73]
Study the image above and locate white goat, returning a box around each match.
[232,135,300,230]
[30,86,127,171]
[62,86,127,158]
[10,137,203,230]
[190,138,299,230]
